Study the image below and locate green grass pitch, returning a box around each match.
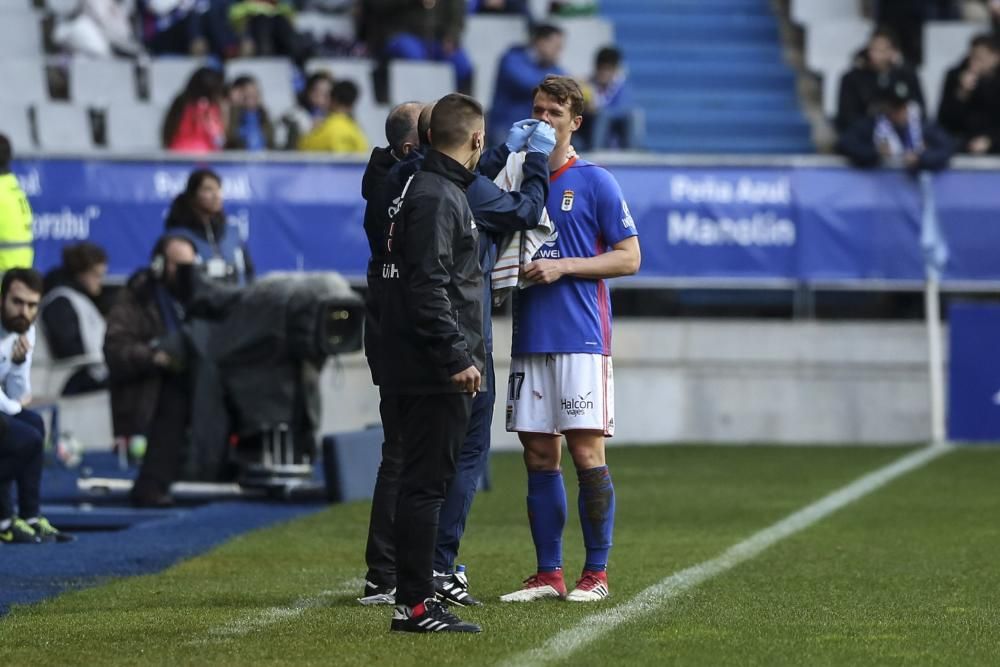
[2,445,999,666]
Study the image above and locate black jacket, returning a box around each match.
[836,64,925,133]
[378,149,484,394]
[361,146,401,385]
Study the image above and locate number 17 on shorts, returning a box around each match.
[505,353,615,437]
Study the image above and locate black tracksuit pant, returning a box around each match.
[363,391,404,585]
[0,410,46,520]
[392,392,472,607]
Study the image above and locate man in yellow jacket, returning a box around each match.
[0,135,33,272]
[299,80,369,154]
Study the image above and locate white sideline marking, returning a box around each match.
[501,445,951,667]
[192,577,363,643]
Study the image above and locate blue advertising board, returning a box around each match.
[948,303,1000,442]
[11,157,1000,285]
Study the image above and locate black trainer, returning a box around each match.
[435,569,482,607]
[0,518,40,544]
[358,580,396,606]
[390,598,481,633]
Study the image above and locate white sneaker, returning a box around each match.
[358,580,396,605]
[499,571,567,602]
[565,570,610,602]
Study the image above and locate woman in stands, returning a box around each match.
[276,70,333,149]
[164,169,253,286]
[39,242,110,396]
[162,66,227,153]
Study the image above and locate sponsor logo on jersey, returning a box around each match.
[621,200,636,231]
[561,392,594,417]
[536,228,561,259]
[561,190,575,212]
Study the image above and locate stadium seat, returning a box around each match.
[387,61,455,106]
[804,19,871,118]
[0,103,34,150]
[463,15,529,108]
[354,101,389,148]
[0,58,49,105]
[790,0,862,30]
[922,21,989,116]
[295,12,354,42]
[35,103,95,152]
[550,17,615,78]
[105,102,164,152]
[226,57,297,118]
[309,57,377,110]
[0,7,44,57]
[147,57,208,106]
[70,57,138,107]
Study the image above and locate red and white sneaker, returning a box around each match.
[566,570,610,602]
[499,570,567,602]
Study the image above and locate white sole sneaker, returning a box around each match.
[499,585,564,602]
[566,583,610,602]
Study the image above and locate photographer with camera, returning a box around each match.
[104,236,197,508]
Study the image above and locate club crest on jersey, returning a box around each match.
[561,190,575,212]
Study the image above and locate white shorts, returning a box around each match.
[505,353,615,437]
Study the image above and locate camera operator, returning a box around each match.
[104,236,197,508]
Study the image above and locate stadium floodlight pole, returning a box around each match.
[919,171,948,447]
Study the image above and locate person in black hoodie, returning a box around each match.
[376,93,486,634]
[937,34,1000,154]
[836,28,925,135]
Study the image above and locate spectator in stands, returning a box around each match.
[360,0,473,94]
[0,269,74,544]
[276,70,333,149]
[165,169,253,285]
[489,23,566,146]
[298,80,369,153]
[40,242,110,396]
[837,82,955,171]
[937,34,1000,154]
[229,0,307,63]
[583,46,642,150]
[104,236,197,508]
[470,0,528,14]
[138,0,236,59]
[53,0,143,58]
[0,135,33,274]
[162,66,227,153]
[225,75,276,151]
[836,28,925,135]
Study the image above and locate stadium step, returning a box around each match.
[633,90,801,112]
[600,0,814,153]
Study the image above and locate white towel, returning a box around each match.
[490,152,555,305]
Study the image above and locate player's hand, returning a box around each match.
[451,365,481,394]
[526,122,557,156]
[523,258,566,284]
[903,152,920,169]
[505,118,540,152]
[11,335,30,365]
[152,349,173,369]
[19,393,32,407]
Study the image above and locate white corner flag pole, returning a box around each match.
[919,171,947,447]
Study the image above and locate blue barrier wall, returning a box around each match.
[12,157,1000,285]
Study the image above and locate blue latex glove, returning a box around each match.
[505,118,540,152]
[526,121,556,156]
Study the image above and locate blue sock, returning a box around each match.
[577,466,615,572]
[527,470,566,572]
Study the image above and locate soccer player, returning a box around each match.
[500,75,640,602]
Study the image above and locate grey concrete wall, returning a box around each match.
[319,319,938,449]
